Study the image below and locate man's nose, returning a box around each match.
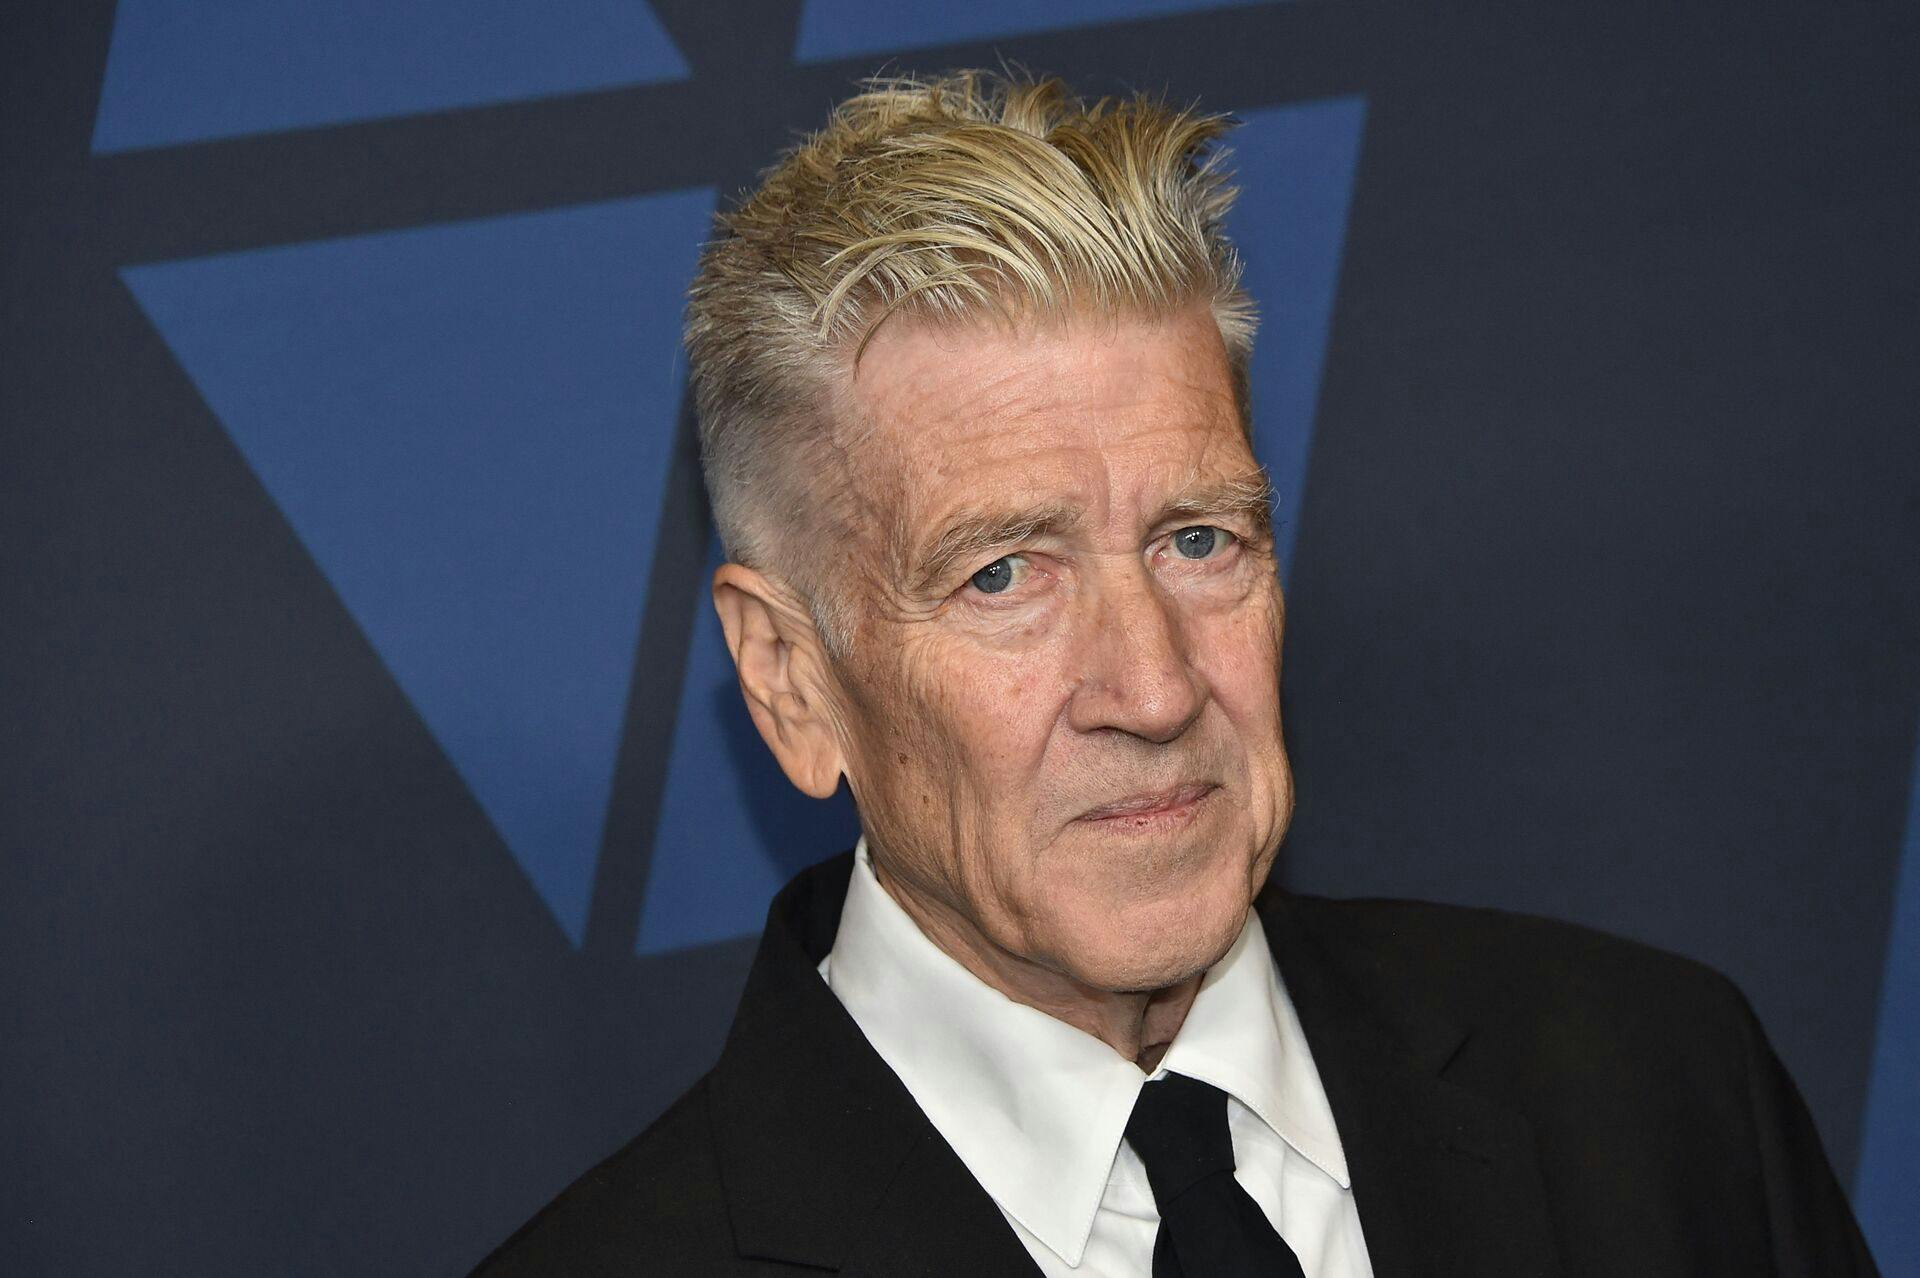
[1066,563,1208,743]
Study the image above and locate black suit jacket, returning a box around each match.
[475,852,1878,1276]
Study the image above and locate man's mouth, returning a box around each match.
[1076,782,1219,825]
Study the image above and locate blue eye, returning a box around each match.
[1173,526,1227,559]
[970,555,1029,594]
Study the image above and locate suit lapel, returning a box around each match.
[708,854,1042,1276]
[837,1130,1048,1277]
[1261,891,1565,1278]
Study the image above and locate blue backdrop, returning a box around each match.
[3,2,1915,1273]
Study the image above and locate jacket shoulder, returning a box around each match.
[1277,894,1879,1273]
[1285,892,1746,1031]
[470,1075,746,1276]
[1279,891,1764,1124]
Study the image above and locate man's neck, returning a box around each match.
[869,851,1204,1069]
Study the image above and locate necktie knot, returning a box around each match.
[1124,1073,1239,1204]
[1123,1073,1307,1278]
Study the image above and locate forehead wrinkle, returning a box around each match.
[858,408,1098,602]
[859,311,1218,451]
[857,319,1070,427]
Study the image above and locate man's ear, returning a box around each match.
[711,562,849,800]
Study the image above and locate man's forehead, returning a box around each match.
[942,444,1263,519]
[915,433,1251,512]
[821,304,1251,585]
[845,306,1237,442]
[840,312,1238,498]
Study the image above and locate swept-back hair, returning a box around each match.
[684,69,1258,649]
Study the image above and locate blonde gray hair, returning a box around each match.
[684,69,1259,650]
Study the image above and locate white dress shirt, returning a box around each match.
[820,838,1374,1277]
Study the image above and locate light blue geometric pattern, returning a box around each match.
[794,0,1284,63]
[1855,731,1920,1273]
[1230,95,1368,575]
[123,190,715,945]
[93,0,689,152]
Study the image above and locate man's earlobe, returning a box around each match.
[711,563,848,800]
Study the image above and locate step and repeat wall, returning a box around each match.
[4,2,1915,1273]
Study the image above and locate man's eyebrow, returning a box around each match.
[906,502,1083,595]
[1157,469,1277,537]
[903,471,1278,594]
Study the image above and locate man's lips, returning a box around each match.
[1076,782,1219,823]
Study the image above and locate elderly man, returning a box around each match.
[477,72,1874,1277]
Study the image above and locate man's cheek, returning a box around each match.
[1201,616,1278,689]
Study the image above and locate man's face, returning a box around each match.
[825,303,1292,993]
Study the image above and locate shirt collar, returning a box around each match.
[1156,901,1350,1189]
[821,837,1349,1266]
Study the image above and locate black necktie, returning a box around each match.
[1124,1073,1308,1278]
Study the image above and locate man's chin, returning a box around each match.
[1053,900,1249,995]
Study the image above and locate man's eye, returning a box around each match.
[969,555,1031,595]
[1171,526,1234,560]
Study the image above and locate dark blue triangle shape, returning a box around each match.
[93,0,689,153]
[123,190,716,945]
